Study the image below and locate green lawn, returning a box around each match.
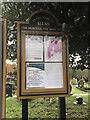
[72,85,89,94]
[6,97,22,118]
[6,93,89,119]
[66,96,89,119]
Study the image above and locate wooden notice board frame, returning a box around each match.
[17,10,70,99]
[0,18,7,119]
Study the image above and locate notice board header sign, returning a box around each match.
[21,10,62,32]
[17,10,70,99]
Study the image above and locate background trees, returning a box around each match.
[1,2,89,70]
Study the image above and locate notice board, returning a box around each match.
[17,10,70,99]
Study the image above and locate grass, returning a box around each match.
[66,96,89,119]
[72,85,88,94]
[28,98,59,119]
[6,97,22,118]
[6,96,89,119]
[85,82,90,88]
[71,83,90,94]
[6,87,90,119]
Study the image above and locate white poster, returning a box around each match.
[44,63,63,88]
[25,35,43,61]
[44,36,62,62]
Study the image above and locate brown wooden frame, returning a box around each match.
[0,18,7,118]
[22,32,66,93]
[17,10,70,99]
[17,29,70,99]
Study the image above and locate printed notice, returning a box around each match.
[26,63,45,88]
[44,36,62,62]
[25,35,43,61]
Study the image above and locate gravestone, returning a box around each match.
[6,83,12,97]
[78,79,84,88]
[76,97,83,105]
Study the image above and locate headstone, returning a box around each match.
[74,96,86,105]
[76,97,83,105]
[6,83,12,97]
[78,79,84,88]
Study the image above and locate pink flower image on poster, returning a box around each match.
[47,40,62,59]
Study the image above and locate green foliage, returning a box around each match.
[11,81,16,90]
[70,68,76,78]
[71,79,77,85]
[1,2,90,69]
[76,69,89,78]
[70,68,89,83]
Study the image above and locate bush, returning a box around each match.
[71,78,77,85]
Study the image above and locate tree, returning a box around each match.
[1,2,90,70]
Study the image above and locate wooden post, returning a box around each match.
[59,97,66,120]
[0,20,3,120]
[22,99,28,120]
[0,19,6,119]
